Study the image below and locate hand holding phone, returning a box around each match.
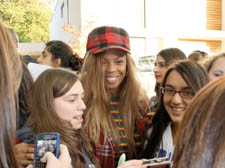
[41,144,72,168]
[33,133,60,168]
[142,157,171,168]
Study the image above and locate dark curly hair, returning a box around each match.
[46,40,83,71]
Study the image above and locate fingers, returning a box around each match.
[17,153,33,165]
[15,143,34,167]
[25,145,35,153]
[40,144,70,163]
[117,160,144,168]
[19,159,33,166]
[40,152,56,163]
[39,144,72,168]
[58,144,71,163]
[25,153,34,160]
[26,164,33,168]
[15,143,34,155]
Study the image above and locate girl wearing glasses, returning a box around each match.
[142,60,209,162]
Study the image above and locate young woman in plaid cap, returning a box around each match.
[81,26,150,168]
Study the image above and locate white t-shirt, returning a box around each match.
[28,63,52,81]
[145,123,174,161]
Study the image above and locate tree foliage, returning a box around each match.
[0,0,52,42]
[62,17,97,58]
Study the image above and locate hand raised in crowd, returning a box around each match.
[15,142,34,168]
[26,144,72,168]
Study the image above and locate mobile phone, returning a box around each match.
[33,132,60,168]
[118,153,126,165]
[142,157,171,168]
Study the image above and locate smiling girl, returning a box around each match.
[143,60,209,162]
[81,26,150,168]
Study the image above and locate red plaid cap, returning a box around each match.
[86,26,130,54]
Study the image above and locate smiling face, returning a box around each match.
[101,48,127,97]
[208,57,225,81]
[53,80,86,129]
[153,55,167,84]
[163,70,194,123]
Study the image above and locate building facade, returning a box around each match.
[50,0,225,58]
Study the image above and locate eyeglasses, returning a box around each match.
[161,87,195,99]
[154,62,167,68]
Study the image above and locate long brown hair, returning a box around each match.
[173,77,225,168]
[0,22,22,168]
[18,56,34,129]
[81,52,149,158]
[28,68,99,168]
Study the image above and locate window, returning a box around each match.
[61,2,64,18]
[207,0,222,30]
[67,0,69,24]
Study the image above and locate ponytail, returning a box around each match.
[70,53,83,72]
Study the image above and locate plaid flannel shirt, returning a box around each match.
[96,119,147,168]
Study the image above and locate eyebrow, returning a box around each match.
[165,84,191,89]
[155,61,166,64]
[64,94,78,98]
[213,70,223,73]
[103,56,125,61]
[65,92,84,97]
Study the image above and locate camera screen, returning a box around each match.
[36,135,57,159]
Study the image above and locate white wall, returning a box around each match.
[50,0,82,42]
[19,43,45,56]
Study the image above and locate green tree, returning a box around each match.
[0,0,52,42]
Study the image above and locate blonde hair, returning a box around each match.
[81,52,149,158]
